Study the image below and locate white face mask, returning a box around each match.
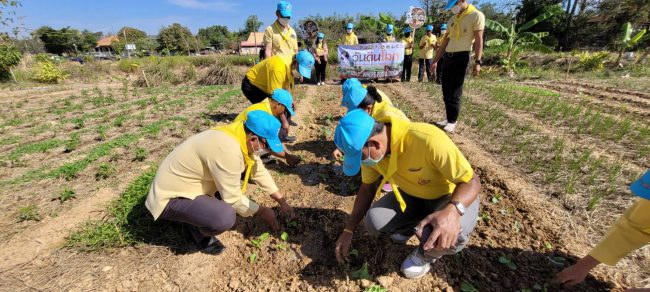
[346,29,352,34]
[252,138,269,156]
[278,17,290,27]
[451,4,462,15]
[361,144,384,167]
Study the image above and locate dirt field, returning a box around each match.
[0,72,648,291]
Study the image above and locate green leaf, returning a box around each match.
[351,263,372,280]
[460,281,479,292]
[486,39,505,47]
[349,249,359,257]
[498,255,511,264]
[248,253,257,263]
[518,5,562,32]
[258,232,270,242]
[486,19,509,35]
[544,242,553,250]
[620,22,633,44]
[281,231,288,241]
[628,29,647,46]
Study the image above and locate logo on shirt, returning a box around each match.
[417,177,431,185]
[291,34,296,39]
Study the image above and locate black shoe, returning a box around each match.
[288,120,298,126]
[282,136,297,143]
[199,237,225,255]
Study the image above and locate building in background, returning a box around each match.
[239,32,264,55]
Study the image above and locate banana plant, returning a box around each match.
[616,22,648,65]
[360,13,394,33]
[485,5,562,76]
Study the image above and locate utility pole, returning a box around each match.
[123,29,130,59]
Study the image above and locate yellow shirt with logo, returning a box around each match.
[589,198,650,265]
[446,8,485,53]
[419,34,437,59]
[246,54,294,95]
[361,116,474,201]
[402,36,414,56]
[234,99,273,123]
[263,21,299,57]
[344,32,359,45]
[385,35,396,42]
[145,126,278,220]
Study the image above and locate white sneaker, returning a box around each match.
[435,120,448,127]
[401,249,431,279]
[390,233,411,244]
[443,122,456,133]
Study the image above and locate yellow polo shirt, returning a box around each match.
[402,36,414,56]
[344,32,359,45]
[419,34,437,59]
[446,8,485,53]
[263,21,298,57]
[234,99,273,122]
[145,126,279,220]
[385,35,396,42]
[589,199,650,265]
[361,115,474,201]
[246,54,294,95]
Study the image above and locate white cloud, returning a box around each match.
[168,0,238,12]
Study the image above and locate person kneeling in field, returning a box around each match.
[145,110,296,254]
[234,89,301,166]
[555,169,650,286]
[333,109,481,279]
[242,50,315,143]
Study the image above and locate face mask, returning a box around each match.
[292,69,301,79]
[278,17,290,27]
[346,29,352,34]
[361,144,384,167]
[451,4,462,15]
[252,138,269,156]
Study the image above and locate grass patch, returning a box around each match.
[17,204,40,222]
[58,186,76,203]
[207,88,240,111]
[6,138,63,161]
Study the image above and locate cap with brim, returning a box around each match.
[426,25,433,31]
[295,50,315,79]
[317,32,324,39]
[346,23,354,29]
[387,24,394,33]
[271,89,295,116]
[277,1,292,18]
[444,0,458,10]
[341,78,362,106]
[342,84,368,112]
[441,23,447,30]
[630,170,650,200]
[334,109,375,176]
[245,110,284,153]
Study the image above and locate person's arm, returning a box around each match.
[433,37,449,64]
[250,154,295,217]
[263,28,273,59]
[208,151,259,217]
[419,37,426,50]
[472,29,484,76]
[335,182,376,262]
[324,43,329,62]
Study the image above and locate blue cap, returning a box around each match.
[445,0,458,10]
[341,78,362,106]
[277,1,292,18]
[441,23,447,30]
[346,23,354,29]
[342,83,367,111]
[334,109,375,176]
[295,50,315,79]
[271,89,295,116]
[245,110,284,153]
[403,27,412,34]
[317,32,324,39]
[426,24,433,31]
[630,170,650,200]
[386,24,394,34]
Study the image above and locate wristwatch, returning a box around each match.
[475,59,483,66]
[449,201,466,216]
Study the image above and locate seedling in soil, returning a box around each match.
[460,281,479,292]
[71,117,85,129]
[250,232,270,249]
[513,220,522,233]
[286,220,300,229]
[95,162,114,180]
[544,242,553,251]
[113,115,128,127]
[498,255,517,270]
[133,147,148,162]
[18,204,41,222]
[491,193,503,203]
[58,186,76,203]
[275,231,289,251]
[349,249,359,258]
[97,125,108,141]
[64,133,81,153]
[479,212,491,223]
[248,253,258,263]
[364,284,386,292]
[351,263,372,280]
[547,256,566,268]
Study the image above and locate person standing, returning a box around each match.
[418,25,436,83]
[312,32,329,86]
[430,0,484,133]
[401,27,414,82]
[263,1,298,59]
[343,23,359,45]
[380,24,396,42]
[435,24,448,84]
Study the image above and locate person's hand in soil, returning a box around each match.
[553,255,600,286]
[332,149,343,161]
[415,203,461,251]
[335,230,353,263]
[255,206,279,232]
[278,199,296,220]
[285,153,302,166]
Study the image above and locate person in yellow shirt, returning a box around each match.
[332,109,481,279]
[343,23,359,45]
[242,50,315,142]
[312,32,329,86]
[430,0,485,133]
[418,24,437,83]
[234,89,301,166]
[263,1,299,58]
[380,24,396,42]
[145,110,296,254]
[555,170,650,286]
[401,27,414,82]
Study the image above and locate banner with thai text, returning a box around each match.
[337,42,405,79]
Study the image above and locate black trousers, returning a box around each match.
[418,58,433,82]
[401,55,413,82]
[315,56,327,83]
[441,51,470,123]
[435,60,443,84]
[241,76,269,104]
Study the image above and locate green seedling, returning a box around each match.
[460,281,479,292]
[97,125,108,141]
[95,162,114,180]
[71,117,84,129]
[350,263,372,280]
[364,284,387,292]
[276,231,289,251]
[513,220,522,233]
[498,255,517,270]
[18,204,41,222]
[249,253,258,263]
[479,212,491,223]
[544,242,553,251]
[64,132,81,153]
[547,256,566,268]
[58,186,76,203]
[133,147,148,162]
[349,249,359,258]
[287,220,299,229]
[491,193,503,203]
[250,232,270,248]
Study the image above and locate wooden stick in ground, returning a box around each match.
[141,70,150,88]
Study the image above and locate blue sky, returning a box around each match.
[7,0,507,37]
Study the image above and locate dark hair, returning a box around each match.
[369,121,384,138]
[357,86,383,109]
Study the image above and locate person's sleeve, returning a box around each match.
[263,26,273,45]
[361,165,381,185]
[589,199,650,266]
[354,36,359,45]
[207,149,259,217]
[474,12,485,31]
[250,154,280,194]
[426,134,474,184]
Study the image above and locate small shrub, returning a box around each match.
[95,162,114,180]
[113,115,128,127]
[577,51,608,72]
[133,147,148,161]
[71,117,84,129]
[64,132,81,153]
[31,60,69,83]
[58,186,76,203]
[197,64,239,85]
[117,59,140,73]
[97,125,108,141]
[18,204,40,222]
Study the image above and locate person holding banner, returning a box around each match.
[332,108,481,279]
[312,32,329,86]
[430,0,485,133]
[418,25,437,83]
[401,27,414,82]
[435,24,448,84]
[263,1,299,59]
[380,24,396,43]
[343,23,359,45]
